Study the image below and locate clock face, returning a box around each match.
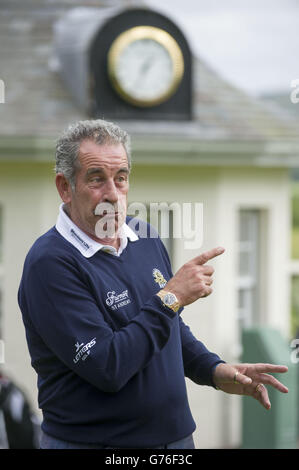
[163,293,176,305]
[107,26,184,107]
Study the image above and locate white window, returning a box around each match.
[237,209,261,329]
[150,204,174,263]
[128,202,174,264]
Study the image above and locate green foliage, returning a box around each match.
[292,227,299,259]
[292,183,299,228]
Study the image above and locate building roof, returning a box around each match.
[0,0,299,166]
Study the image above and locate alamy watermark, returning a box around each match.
[290,79,299,104]
[0,79,4,104]
[290,338,299,364]
[94,201,204,250]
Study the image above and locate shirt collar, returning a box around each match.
[55,203,138,258]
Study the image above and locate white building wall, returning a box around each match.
[0,162,60,416]
[212,166,291,447]
[130,164,228,449]
[130,164,291,449]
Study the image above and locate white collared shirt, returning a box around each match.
[55,203,138,258]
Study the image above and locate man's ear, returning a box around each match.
[55,173,72,203]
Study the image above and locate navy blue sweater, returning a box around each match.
[18,220,223,447]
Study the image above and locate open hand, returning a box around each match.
[212,363,288,410]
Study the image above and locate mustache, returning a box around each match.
[94,202,125,239]
[93,202,124,217]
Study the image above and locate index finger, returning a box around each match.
[253,363,288,374]
[193,247,225,265]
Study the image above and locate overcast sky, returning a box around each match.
[146,0,299,97]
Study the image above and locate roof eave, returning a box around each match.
[0,134,299,168]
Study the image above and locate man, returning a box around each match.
[18,119,288,449]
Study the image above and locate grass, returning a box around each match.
[292,227,299,259]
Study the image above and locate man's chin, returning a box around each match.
[94,216,125,240]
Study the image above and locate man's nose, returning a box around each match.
[103,179,118,204]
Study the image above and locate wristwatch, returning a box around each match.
[156,289,181,313]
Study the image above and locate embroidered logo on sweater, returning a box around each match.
[152,268,167,288]
[73,338,96,364]
[105,290,131,311]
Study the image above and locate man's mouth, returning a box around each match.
[97,211,119,218]
[94,202,122,218]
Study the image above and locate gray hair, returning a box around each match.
[55,119,131,190]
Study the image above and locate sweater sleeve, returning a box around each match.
[179,317,225,387]
[18,253,177,394]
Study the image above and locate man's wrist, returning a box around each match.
[156,289,181,313]
[211,361,226,389]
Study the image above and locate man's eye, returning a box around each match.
[90,177,103,183]
[116,175,127,183]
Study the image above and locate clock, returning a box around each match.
[107,26,184,107]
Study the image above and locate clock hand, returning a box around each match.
[140,56,154,74]
[133,56,155,89]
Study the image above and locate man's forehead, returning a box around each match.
[78,139,128,167]
[79,138,126,154]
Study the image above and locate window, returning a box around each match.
[237,210,261,329]
[128,201,174,265]
[149,203,174,264]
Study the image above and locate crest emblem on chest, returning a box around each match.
[152,268,167,288]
